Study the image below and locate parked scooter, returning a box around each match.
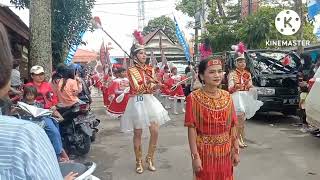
[58,100,100,156]
[60,162,100,180]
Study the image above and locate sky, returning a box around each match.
[0,0,193,56]
[2,0,318,56]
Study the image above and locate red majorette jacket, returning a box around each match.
[127,64,158,95]
[228,69,253,93]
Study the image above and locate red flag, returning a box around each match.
[282,55,291,66]
[159,33,167,67]
[123,57,128,69]
[150,51,157,67]
[100,42,106,66]
[161,49,167,67]
[105,44,111,66]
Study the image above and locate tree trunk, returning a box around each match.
[216,0,225,17]
[29,0,52,80]
[295,0,304,54]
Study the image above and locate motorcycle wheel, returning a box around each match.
[75,133,91,155]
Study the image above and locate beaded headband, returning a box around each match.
[207,59,222,66]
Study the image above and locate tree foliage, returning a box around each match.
[175,0,200,18]
[10,0,95,66]
[176,1,317,52]
[143,15,177,42]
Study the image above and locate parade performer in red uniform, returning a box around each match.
[107,68,130,118]
[185,58,240,180]
[169,67,186,114]
[228,52,262,148]
[121,31,170,174]
[101,71,114,107]
[160,65,172,109]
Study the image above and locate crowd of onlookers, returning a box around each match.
[0,22,93,179]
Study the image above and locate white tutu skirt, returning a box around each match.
[232,89,263,119]
[120,94,171,132]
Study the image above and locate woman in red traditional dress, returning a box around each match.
[169,66,186,114]
[107,68,130,118]
[228,54,262,148]
[185,58,240,180]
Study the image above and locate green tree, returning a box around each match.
[143,15,177,42]
[205,5,317,51]
[175,0,200,18]
[10,0,95,66]
[238,6,317,49]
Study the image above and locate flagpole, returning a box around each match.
[101,28,131,58]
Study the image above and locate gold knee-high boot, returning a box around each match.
[238,128,245,148]
[240,126,247,147]
[134,145,144,174]
[146,143,157,171]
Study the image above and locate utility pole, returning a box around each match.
[194,0,200,62]
[248,0,252,15]
[201,0,206,34]
[138,0,145,31]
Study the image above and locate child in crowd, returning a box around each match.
[299,86,309,132]
[22,86,68,162]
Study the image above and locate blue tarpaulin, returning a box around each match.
[64,31,86,65]
[308,0,320,20]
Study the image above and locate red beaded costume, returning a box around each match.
[185,89,238,180]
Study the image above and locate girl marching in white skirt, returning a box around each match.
[228,50,263,148]
[121,36,170,174]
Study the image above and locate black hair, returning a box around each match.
[117,67,126,74]
[185,66,191,74]
[13,60,20,69]
[301,54,312,69]
[300,86,308,93]
[0,23,13,89]
[198,57,223,84]
[130,44,141,58]
[23,86,38,99]
[60,67,75,92]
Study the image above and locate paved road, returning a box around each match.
[80,92,320,180]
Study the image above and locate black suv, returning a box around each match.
[221,50,301,115]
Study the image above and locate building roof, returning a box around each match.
[0,6,29,40]
[73,49,98,63]
[143,28,176,45]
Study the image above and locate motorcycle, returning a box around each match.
[58,100,100,156]
[59,161,100,180]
